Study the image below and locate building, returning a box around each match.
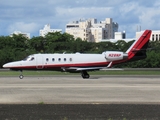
[65,18,118,42]
[136,30,160,41]
[10,31,30,39]
[114,31,126,40]
[39,24,62,37]
[101,31,134,43]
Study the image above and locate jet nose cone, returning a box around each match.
[3,61,22,69]
[3,63,10,68]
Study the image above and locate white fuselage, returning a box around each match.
[3,52,126,71]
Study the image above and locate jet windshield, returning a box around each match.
[23,55,35,61]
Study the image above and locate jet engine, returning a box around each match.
[103,51,128,61]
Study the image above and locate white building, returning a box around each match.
[114,31,126,40]
[10,31,30,39]
[39,24,62,37]
[65,18,118,42]
[101,31,134,43]
[136,30,160,41]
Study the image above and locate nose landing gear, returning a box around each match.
[19,70,24,79]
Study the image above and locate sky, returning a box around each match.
[0,0,160,38]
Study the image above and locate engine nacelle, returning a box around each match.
[104,51,128,61]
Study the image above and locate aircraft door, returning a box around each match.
[36,56,44,69]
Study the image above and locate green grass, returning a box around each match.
[90,70,160,75]
[0,70,160,76]
[38,101,45,105]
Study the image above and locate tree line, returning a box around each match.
[0,32,160,68]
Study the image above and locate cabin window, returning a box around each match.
[46,58,49,62]
[69,58,72,61]
[64,58,66,61]
[52,58,55,61]
[58,58,61,61]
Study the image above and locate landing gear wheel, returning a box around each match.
[19,70,24,79]
[81,71,90,79]
[19,75,24,79]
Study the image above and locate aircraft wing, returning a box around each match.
[63,62,113,72]
[63,67,104,72]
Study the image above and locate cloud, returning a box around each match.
[0,0,56,21]
[7,22,40,34]
[139,8,160,30]
[55,7,113,20]
[0,0,160,38]
[108,1,160,37]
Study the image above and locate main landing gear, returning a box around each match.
[19,70,24,79]
[81,71,90,79]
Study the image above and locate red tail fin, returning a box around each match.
[126,30,152,61]
[112,30,152,66]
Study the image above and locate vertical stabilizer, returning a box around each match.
[126,30,152,61]
[112,30,152,66]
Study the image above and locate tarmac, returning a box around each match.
[0,75,160,119]
[0,75,160,104]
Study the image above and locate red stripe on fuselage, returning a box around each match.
[8,62,110,70]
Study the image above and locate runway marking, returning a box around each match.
[0,84,159,88]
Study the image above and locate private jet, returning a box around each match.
[3,30,152,79]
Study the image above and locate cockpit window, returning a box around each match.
[30,57,35,61]
[23,56,30,61]
[23,56,34,61]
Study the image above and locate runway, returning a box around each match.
[0,75,160,104]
